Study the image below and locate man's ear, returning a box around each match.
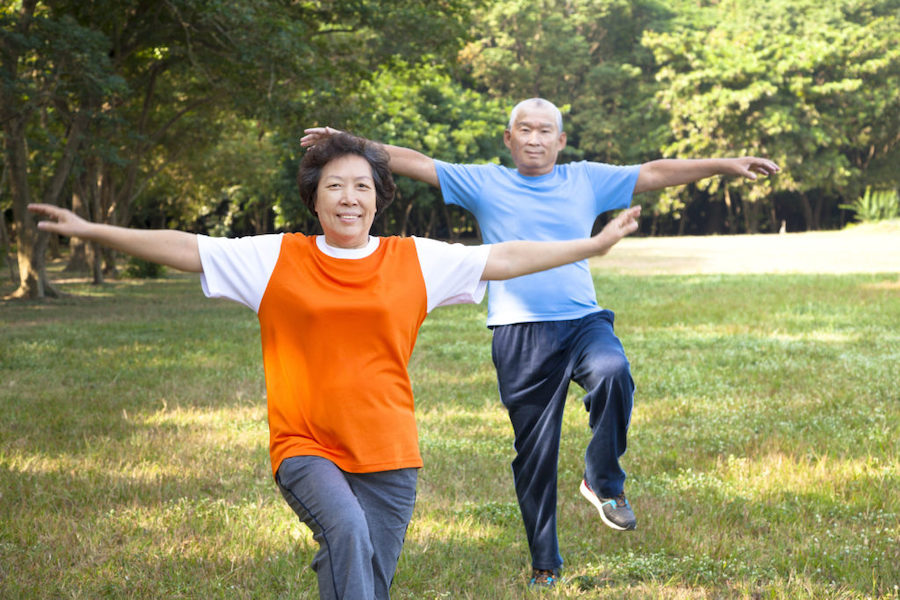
[503,129,513,149]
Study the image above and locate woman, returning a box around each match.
[28,132,640,600]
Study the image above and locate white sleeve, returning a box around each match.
[197,233,284,313]
[413,237,490,313]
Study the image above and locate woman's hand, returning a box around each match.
[29,203,93,238]
[592,205,642,254]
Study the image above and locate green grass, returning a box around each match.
[2,267,898,599]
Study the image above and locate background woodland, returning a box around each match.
[2,0,899,298]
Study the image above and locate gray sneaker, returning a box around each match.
[579,479,637,531]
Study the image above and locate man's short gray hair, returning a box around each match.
[507,98,564,133]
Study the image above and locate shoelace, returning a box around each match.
[605,494,629,508]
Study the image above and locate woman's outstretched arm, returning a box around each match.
[481,205,641,281]
[28,204,202,273]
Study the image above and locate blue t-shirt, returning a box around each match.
[435,160,640,326]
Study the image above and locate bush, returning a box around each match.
[124,257,166,278]
[840,186,900,223]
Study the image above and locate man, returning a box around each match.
[301,98,779,587]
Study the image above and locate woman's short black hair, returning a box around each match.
[297,132,396,215]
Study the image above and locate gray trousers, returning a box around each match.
[276,455,418,600]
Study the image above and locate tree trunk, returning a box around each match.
[86,168,106,284]
[706,199,724,234]
[812,195,824,231]
[799,192,816,231]
[741,194,761,234]
[723,188,737,234]
[677,213,687,236]
[0,165,18,283]
[399,193,414,238]
[0,200,18,284]
[3,116,56,299]
[96,164,118,279]
[744,200,758,234]
[441,202,458,242]
[425,205,438,238]
[1,0,53,299]
[65,186,91,273]
[3,110,89,297]
[800,193,824,231]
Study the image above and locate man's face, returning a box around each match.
[503,104,567,177]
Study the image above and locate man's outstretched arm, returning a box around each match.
[634,157,780,194]
[301,127,439,187]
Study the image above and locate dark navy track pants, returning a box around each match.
[491,310,634,571]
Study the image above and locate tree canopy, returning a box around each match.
[3,0,899,297]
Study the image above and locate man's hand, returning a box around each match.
[300,126,342,148]
[635,157,781,193]
[724,156,781,180]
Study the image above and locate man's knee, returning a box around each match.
[581,352,632,390]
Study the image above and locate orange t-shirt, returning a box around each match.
[198,232,489,476]
[258,234,427,474]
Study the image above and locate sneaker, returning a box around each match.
[528,568,560,588]
[579,479,637,531]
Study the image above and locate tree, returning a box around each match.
[454,0,688,235]
[2,0,483,298]
[645,0,900,232]
[458,0,900,234]
[1,1,119,297]
[326,60,508,240]
[459,0,672,165]
[137,116,291,237]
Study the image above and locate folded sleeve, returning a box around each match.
[197,233,284,313]
[434,160,494,212]
[412,237,490,312]
[586,162,641,213]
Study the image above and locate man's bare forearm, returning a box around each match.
[383,144,439,187]
[635,157,780,193]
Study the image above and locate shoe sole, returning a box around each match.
[579,479,635,531]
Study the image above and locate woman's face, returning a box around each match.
[314,154,378,249]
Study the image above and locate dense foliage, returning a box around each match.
[3,0,899,296]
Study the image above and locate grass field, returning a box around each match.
[1,233,899,599]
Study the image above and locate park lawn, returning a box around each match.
[1,267,898,599]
